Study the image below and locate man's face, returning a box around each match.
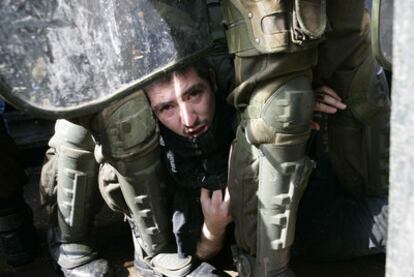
[146,67,215,138]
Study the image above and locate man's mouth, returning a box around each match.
[185,124,208,137]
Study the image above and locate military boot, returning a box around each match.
[60,258,112,277]
[129,218,229,277]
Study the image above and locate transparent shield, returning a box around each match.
[0,0,212,118]
[372,0,393,70]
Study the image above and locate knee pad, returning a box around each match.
[95,90,158,163]
[50,119,96,151]
[243,76,314,147]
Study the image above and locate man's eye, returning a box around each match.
[188,89,202,99]
[159,104,174,114]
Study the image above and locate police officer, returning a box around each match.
[221,0,390,276]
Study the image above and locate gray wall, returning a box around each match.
[387,0,414,276]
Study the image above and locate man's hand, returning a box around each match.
[200,188,232,238]
[311,86,347,130]
[196,188,232,260]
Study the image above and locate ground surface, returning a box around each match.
[0,167,385,277]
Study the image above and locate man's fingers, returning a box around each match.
[317,94,347,110]
[317,85,342,101]
[325,96,346,110]
[315,101,338,114]
[211,189,223,207]
[200,188,210,205]
[316,86,347,111]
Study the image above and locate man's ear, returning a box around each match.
[208,68,218,92]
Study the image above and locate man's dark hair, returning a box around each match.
[144,59,213,93]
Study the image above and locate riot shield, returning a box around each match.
[371,0,393,71]
[0,0,212,119]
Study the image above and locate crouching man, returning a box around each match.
[98,58,236,276]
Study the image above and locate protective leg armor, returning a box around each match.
[222,3,319,275]
[99,163,220,277]
[46,119,102,270]
[94,91,171,259]
[228,75,314,277]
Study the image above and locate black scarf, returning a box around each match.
[159,92,235,190]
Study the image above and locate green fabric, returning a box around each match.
[313,0,390,196]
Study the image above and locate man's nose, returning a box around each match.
[179,103,197,127]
